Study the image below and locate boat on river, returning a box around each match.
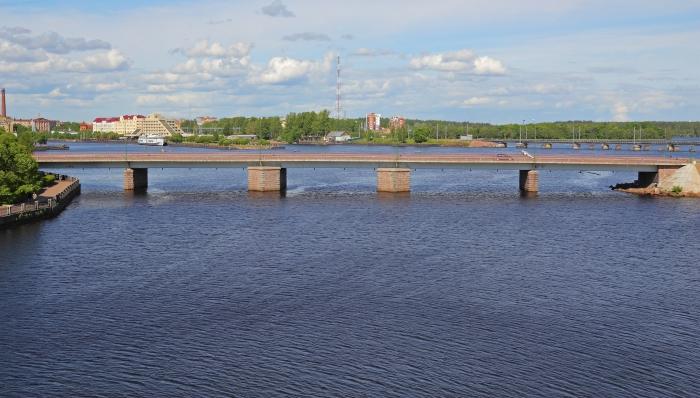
[137,135,167,146]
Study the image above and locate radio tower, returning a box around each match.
[335,55,342,119]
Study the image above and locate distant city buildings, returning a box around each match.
[196,116,218,125]
[31,118,58,133]
[92,113,184,137]
[11,117,57,132]
[390,116,405,129]
[366,113,381,131]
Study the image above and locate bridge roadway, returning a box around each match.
[492,138,700,146]
[34,152,692,193]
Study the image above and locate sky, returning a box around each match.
[0,0,699,123]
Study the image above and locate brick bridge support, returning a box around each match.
[248,166,287,192]
[519,170,539,193]
[124,168,148,191]
[377,168,410,192]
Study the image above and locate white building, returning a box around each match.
[92,117,120,133]
[325,131,352,143]
[92,114,184,137]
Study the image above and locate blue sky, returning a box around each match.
[1,0,699,123]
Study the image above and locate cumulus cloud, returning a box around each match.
[282,32,331,42]
[0,41,47,62]
[410,49,506,75]
[175,40,252,58]
[473,56,506,75]
[0,26,111,54]
[261,0,295,17]
[251,53,334,85]
[81,49,130,72]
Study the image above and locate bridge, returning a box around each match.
[34,152,693,194]
[490,138,699,151]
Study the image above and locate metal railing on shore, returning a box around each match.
[1,174,80,218]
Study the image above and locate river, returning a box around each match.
[1,142,699,397]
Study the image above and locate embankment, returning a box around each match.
[0,175,81,229]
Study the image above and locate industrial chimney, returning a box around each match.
[1,88,6,117]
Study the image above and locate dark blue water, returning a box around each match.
[1,143,699,397]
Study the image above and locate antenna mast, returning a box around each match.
[336,55,342,119]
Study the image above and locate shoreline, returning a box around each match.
[0,174,81,229]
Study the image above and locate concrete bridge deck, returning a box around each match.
[493,138,700,145]
[34,153,689,171]
[34,153,694,194]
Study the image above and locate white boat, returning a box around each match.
[137,135,167,146]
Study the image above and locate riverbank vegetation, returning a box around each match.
[0,133,51,204]
[187,112,700,144]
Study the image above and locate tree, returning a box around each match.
[0,134,43,204]
[413,125,430,143]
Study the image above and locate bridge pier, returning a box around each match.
[637,166,682,187]
[519,170,539,193]
[377,168,410,192]
[248,167,287,192]
[124,168,148,191]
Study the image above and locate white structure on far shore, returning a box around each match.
[92,113,184,137]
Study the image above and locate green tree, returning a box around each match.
[413,126,430,143]
[0,134,43,204]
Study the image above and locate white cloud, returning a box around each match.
[410,50,506,75]
[473,56,506,75]
[179,40,252,58]
[251,53,334,85]
[48,88,63,97]
[0,40,47,62]
[410,49,474,71]
[81,49,130,72]
[463,96,493,106]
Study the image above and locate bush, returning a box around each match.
[42,174,56,186]
[671,185,683,194]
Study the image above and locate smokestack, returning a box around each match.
[1,88,6,117]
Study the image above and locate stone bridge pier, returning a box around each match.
[519,170,539,193]
[124,168,148,190]
[248,166,287,192]
[377,168,411,192]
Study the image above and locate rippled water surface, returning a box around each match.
[1,143,699,397]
